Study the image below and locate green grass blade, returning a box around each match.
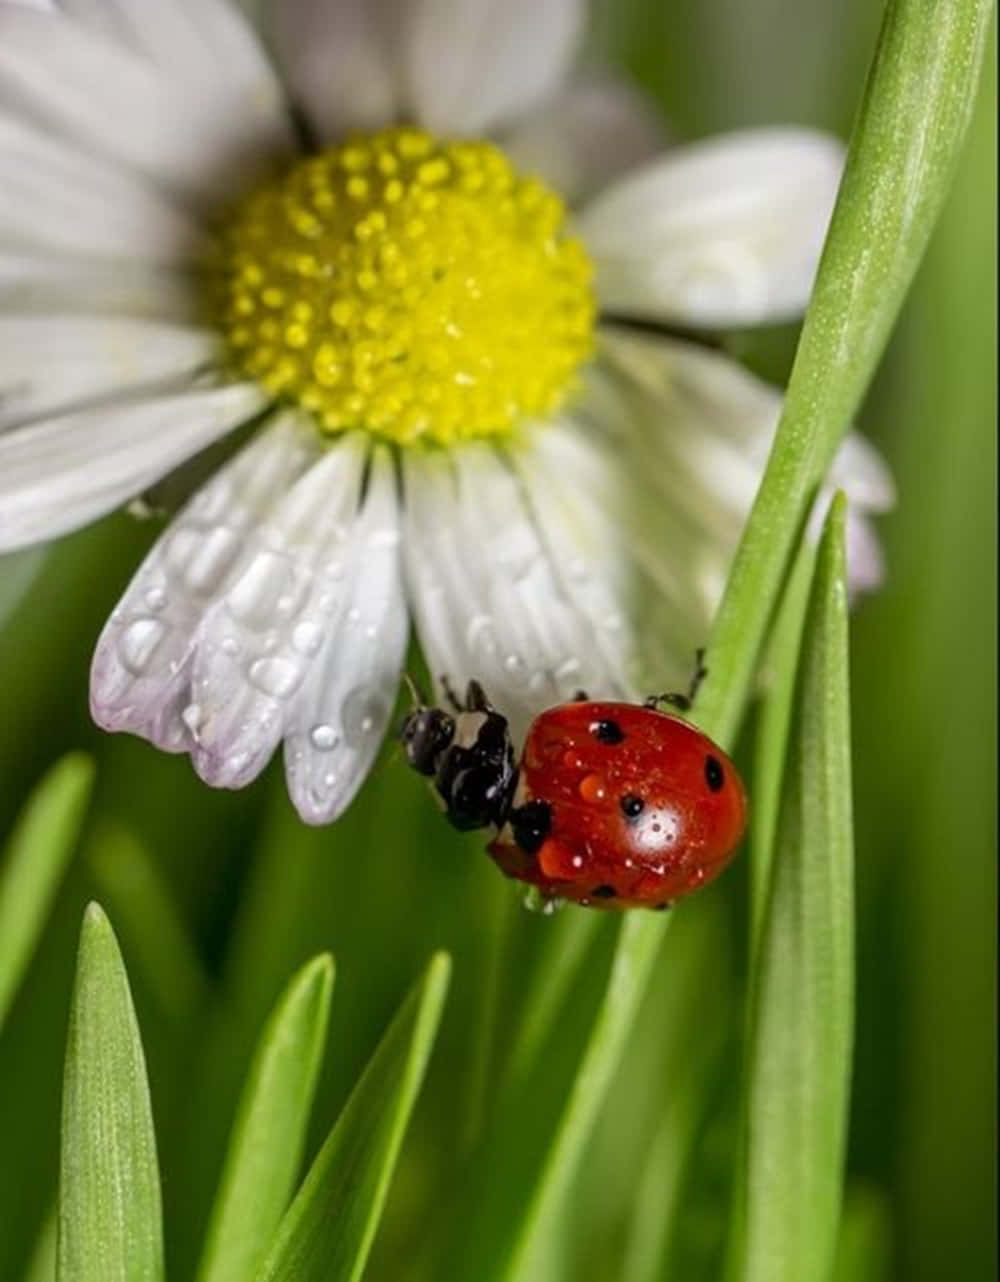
[739,496,854,1282]
[197,954,335,1282]
[57,903,164,1282]
[0,754,94,1032]
[503,913,666,1282]
[254,952,451,1282]
[24,1206,56,1282]
[87,821,211,1029]
[695,0,993,747]
[833,1185,892,1282]
[750,542,816,953]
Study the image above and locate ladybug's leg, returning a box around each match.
[439,674,464,713]
[571,689,590,702]
[644,649,709,713]
[464,679,495,713]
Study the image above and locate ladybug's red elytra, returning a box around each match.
[400,667,747,911]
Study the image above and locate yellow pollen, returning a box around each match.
[209,127,595,446]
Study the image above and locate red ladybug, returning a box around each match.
[400,664,746,911]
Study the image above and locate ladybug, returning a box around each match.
[400,659,746,910]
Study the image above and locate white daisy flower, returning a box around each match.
[0,0,892,823]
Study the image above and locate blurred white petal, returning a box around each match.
[284,446,408,823]
[404,0,583,134]
[503,72,665,204]
[274,0,404,140]
[0,381,266,551]
[0,315,221,430]
[0,114,206,263]
[580,128,844,327]
[90,413,320,751]
[402,442,621,738]
[188,433,369,789]
[0,8,287,204]
[0,251,198,321]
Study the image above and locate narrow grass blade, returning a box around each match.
[255,953,451,1282]
[695,0,993,748]
[503,912,666,1282]
[197,954,334,1282]
[24,1206,56,1282]
[57,903,164,1282]
[750,542,816,952]
[87,821,210,1029]
[740,496,854,1282]
[0,754,94,1032]
[833,1185,892,1282]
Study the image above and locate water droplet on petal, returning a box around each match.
[309,723,339,751]
[292,620,324,656]
[221,636,240,656]
[144,586,167,612]
[120,618,166,674]
[342,686,388,745]
[182,702,203,733]
[249,655,305,699]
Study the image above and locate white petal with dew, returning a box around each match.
[188,433,369,790]
[502,72,665,205]
[0,114,206,264]
[284,446,408,824]
[274,0,404,140]
[90,412,320,752]
[580,128,844,327]
[0,8,284,205]
[403,442,618,739]
[0,251,199,322]
[0,315,221,431]
[404,0,582,135]
[0,381,266,552]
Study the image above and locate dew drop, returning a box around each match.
[292,620,324,656]
[119,618,166,674]
[342,686,387,744]
[221,635,240,656]
[144,585,167,612]
[249,655,305,699]
[181,702,203,733]
[309,723,339,751]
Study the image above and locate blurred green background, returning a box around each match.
[0,3,995,1280]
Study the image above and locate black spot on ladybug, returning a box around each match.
[591,884,617,898]
[510,799,552,854]
[705,755,725,792]
[590,718,625,744]
[620,793,644,819]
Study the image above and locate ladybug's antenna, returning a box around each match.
[401,672,426,708]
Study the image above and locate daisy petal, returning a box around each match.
[284,446,408,824]
[0,251,198,321]
[503,72,665,205]
[403,443,620,738]
[580,128,844,327]
[0,381,266,552]
[404,0,583,135]
[0,8,278,203]
[0,315,221,431]
[90,413,320,752]
[58,0,290,158]
[188,434,369,789]
[0,114,205,263]
[274,0,403,140]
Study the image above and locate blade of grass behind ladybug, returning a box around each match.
[0,753,94,1033]
[253,953,450,1282]
[833,1185,893,1282]
[737,494,854,1282]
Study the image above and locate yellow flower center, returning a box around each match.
[210,127,595,446]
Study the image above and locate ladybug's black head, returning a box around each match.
[399,706,456,777]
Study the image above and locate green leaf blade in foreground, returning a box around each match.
[196,954,335,1282]
[0,753,94,1032]
[255,952,451,1282]
[57,903,164,1282]
[740,495,854,1282]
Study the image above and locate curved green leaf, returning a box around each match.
[255,952,450,1282]
[57,903,164,1282]
[197,954,335,1282]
